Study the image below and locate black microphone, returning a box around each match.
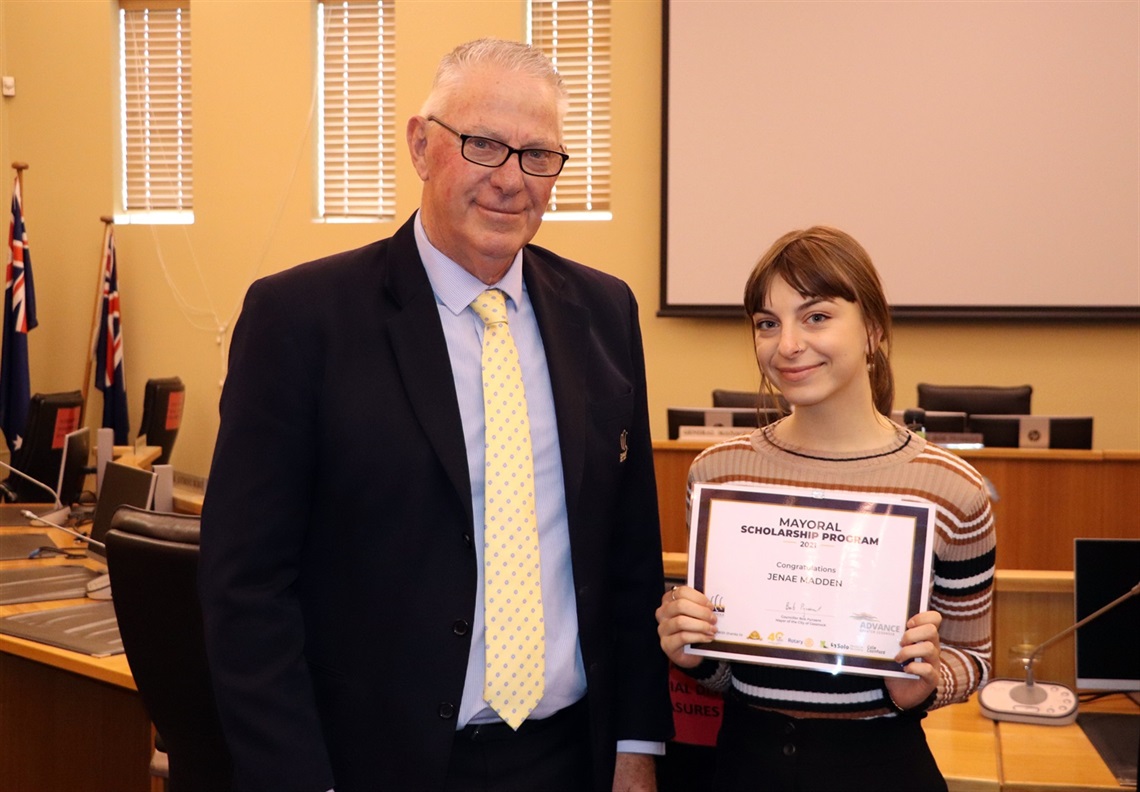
[0,458,70,524]
[18,509,105,549]
[979,579,1140,725]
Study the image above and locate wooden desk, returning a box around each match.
[171,483,204,515]
[0,523,152,791]
[929,691,1140,792]
[998,694,1138,791]
[992,570,1076,687]
[113,444,163,471]
[924,695,1001,792]
[653,441,1140,568]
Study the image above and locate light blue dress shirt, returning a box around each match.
[414,215,663,757]
[414,215,586,728]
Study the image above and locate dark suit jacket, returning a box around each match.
[199,215,673,791]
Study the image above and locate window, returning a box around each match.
[317,0,396,221]
[119,0,193,222]
[530,0,611,218]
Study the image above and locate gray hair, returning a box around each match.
[420,38,569,122]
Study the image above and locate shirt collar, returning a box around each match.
[414,211,525,317]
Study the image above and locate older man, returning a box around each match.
[199,38,672,791]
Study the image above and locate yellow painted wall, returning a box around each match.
[0,0,1137,479]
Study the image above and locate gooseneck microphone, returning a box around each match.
[0,458,70,524]
[18,509,105,549]
[979,580,1140,725]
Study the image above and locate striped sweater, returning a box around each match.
[682,421,995,719]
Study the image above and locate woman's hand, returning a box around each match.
[885,610,942,710]
[655,585,718,668]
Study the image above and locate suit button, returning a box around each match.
[452,619,469,636]
[783,721,795,736]
[463,534,473,548]
[439,702,455,720]
[782,743,796,756]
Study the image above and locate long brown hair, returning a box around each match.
[743,226,894,416]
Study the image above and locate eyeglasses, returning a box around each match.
[427,116,569,177]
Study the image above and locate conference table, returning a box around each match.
[0,520,152,792]
[927,692,1135,791]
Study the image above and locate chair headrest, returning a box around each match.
[109,504,201,545]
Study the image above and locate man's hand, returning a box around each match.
[613,752,656,792]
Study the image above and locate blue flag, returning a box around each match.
[0,178,38,456]
[95,226,129,444]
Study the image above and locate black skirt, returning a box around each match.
[712,692,948,792]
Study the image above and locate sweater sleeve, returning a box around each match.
[927,484,996,709]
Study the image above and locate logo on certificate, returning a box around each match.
[709,594,726,613]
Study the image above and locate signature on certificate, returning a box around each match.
[785,601,823,613]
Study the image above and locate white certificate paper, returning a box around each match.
[686,482,936,679]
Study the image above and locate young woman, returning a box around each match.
[656,227,995,791]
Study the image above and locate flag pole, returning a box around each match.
[10,163,28,212]
[81,216,115,422]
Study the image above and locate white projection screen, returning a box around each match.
[661,1,1140,319]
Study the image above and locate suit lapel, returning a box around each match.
[523,252,588,527]
[384,218,473,523]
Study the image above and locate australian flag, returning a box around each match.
[95,226,129,444]
[0,178,38,456]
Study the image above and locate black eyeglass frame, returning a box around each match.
[427,116,569,177]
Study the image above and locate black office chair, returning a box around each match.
[1,390,84,502]
[104,505,232,792]
[711,388,790,411]
[916,383,1032,416]
[138,377,186,466]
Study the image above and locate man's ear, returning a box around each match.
[407,115,430,180]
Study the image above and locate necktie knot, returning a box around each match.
[471,289,509,327]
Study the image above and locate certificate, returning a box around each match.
[686,482,936,679]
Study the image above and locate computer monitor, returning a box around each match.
[87,461,156,564]
[968,415,1093,449]
[4,391,83,502]
[1074,538,1140,692]
[666,407,781,440]
[56,427,91,507]
[138,377,185,466]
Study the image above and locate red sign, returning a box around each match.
[669,665,724,746]
[51,406,82,449]
[165,390,185,430]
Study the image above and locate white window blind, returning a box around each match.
[120,0,193,218]
[317,0,396,220]
[530,0,612,216]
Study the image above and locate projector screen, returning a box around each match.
[661,0,1140,319]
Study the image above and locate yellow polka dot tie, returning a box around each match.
[470,289,544,729]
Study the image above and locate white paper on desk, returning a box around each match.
[685,482,936,679]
